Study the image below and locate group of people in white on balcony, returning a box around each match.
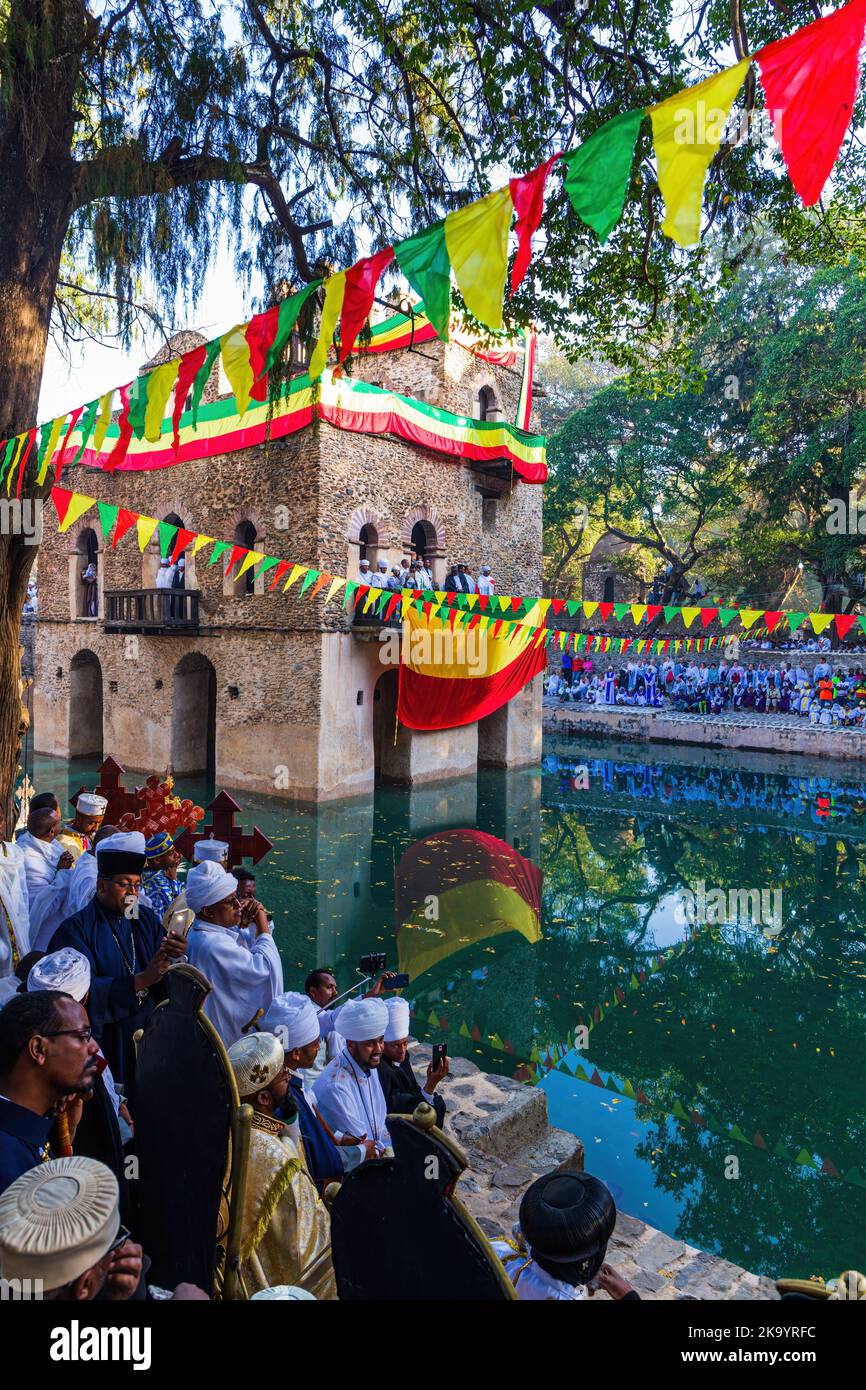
[360,556,495,594]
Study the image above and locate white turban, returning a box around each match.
[76,793,107,816]
[228,1032,285,1096]
[186,861,238,913]
[337,996,388,1042]
[27,948,91,1003]
[193,839,229,864]
[96,831,146,856]
[384,996,410,1043]
[0,1158,119,1291]
[261,992,320,1051]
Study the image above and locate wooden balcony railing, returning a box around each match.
[103,589,200,634]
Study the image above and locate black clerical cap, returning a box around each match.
[519,1171,616,1264]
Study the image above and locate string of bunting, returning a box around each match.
[47,484,866,649]
[2,0,864,489]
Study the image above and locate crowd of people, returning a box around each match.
[547,654,866,727]
[0,791,636,1302]
[359,556,496,594]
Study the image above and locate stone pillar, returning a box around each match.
[477,675,542,769]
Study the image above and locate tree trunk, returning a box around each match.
[0,1,86,816]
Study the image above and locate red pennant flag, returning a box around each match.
[756,0,866,205]
[509,154,561,294]
[354,585,369,608]
[646,604,663,622]
[822,1155,841,1178]
[245,305,281,403]
[50,486,74,527]
[470,1024,482,1042]
[835,613,857,639]
[172,345,206,451]
[170,528,198,564]
[308,572,331,599]
[550,598,567,615]
[268,559,292,590]
[383,592,401,622]
[476,594,489,611]
[112,509,138,549]
[752,1130,768,1150]
[15,428,37,499]
[510,596,523,612]
[700,607,719,627]
[54,405,84,484]
[224,544,247,575]
[339,247,395,362]
[448,607,459,629]
[105,385,133,471]
[760,610,782,633]
[589,1067,604,1087]
[636,1087,650,1105]
[598,602,614,622]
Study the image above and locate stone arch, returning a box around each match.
[143,509,198,590]
[347,505,384,578]
[68,650,103,757]
[171,652,216,779]
[401,506,446,585]
[224,507,268,596]
[476,384,502,423]
[69,521,102,619]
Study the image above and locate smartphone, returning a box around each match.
[387,973,410,990]
[432,1043,447,1069]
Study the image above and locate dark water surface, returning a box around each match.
[35,738,866,1281]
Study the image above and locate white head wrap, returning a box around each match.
[228,1032,285,1096]
[337,996,388,1042]
[76,794,108,816]
[261,992,320,1051]
[193,838,230,865]
[0,1158,119,1291]
[186,861,238,913]
[384,996,411,1043]
[96,831,146,856]
[27,948,91,1002]
[251,1286,317,1301]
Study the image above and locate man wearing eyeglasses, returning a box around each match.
[0,989,99,1195]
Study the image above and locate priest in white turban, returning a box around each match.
[227,1031,336,1300]
[312,997,392,1160]
[18,804,76,954]
[378,996,448,1126]
[0,804,30,1004]
[184,862,283,1045]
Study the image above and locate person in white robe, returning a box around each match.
[0,807,30,1004]
[312,997,392,1159]
[18,807,77,953]
[185,861,283,1045]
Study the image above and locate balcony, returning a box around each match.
[103,589,200,635]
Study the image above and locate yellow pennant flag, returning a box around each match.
[93,390,114,454]
[465,592,478,609]
[58,492,96,533]
[324,576,347,604]
[220,325,255,416]
[283,564,307,592]
[650,59,750,246]
[37,416,65,485]
[235,550,263,580]
[190,533,215,557]
[444,187,512,331]
[680,606,700,629]
[309,274,346,381]
[810,612,834,634]
[363,587,379,613]
[583,601,599,619]
[738,608,763,629]
[537,598,551,619]
[136,515,159,552]
[630,604,647,625]
[144,361,180,442]
[6,435,26,496]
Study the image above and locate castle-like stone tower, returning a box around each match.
[33,325,544,800]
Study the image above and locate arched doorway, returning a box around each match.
[72,527,100,618]
[68,651,103,757]
[171,653,216,780]
[603,575,615,604]
[373,670,410,784]
[411,520,436,565]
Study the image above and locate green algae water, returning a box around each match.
[35,737,866,1282]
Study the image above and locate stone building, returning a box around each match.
[33,317,545,800]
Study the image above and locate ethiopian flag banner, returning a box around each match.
[395,830,543,980]
[397,601,548,730]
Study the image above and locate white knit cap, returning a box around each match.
[76,793,108,816]
[337,996,388,1042]
[186,861,238,913]
[0,1157,119,1291]
[261,993,320,1051]
[251,1285,317,1300]
[27,948,91,1002]
[193,838,229,864]
[384,996,411,1043]
[228,1032,285,1097]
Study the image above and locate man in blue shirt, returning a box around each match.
[141,831,182,921]
[0,990,99,1194]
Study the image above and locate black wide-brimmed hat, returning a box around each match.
[519,1171,617,1268]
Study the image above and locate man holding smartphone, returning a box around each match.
[378,997,448,1126]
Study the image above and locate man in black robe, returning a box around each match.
[378,997,448,1126]
[49,832,186,1109]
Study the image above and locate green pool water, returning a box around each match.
[34,738,866,1282]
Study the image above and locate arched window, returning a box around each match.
[477,386,502,422]
[235,520,257,595]
[359,522,378,567]
[603,575,615,604]
[72,527,100,618]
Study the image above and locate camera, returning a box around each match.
[359,951,387,976]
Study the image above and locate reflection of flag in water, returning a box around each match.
[395,830,543,980]
[397,603,547,731]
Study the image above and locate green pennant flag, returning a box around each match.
[0,439,15,487]
[253,555,280,580]
[605,1075,621,1094]
[300,568,320,596]
[729,1124,751,1145]
[629,973,640,989]
[773,1139,794,1159]
[621,1079,636,1099]
[664,605,680,623]
[127,373,151,441]
[795,1148,817,1168]
[787,612,807,632]
[672,1098,690,1120]
[566,599,581,616]
[264,281,322,376]
[157,520,177,558]
[393,220,451,341]
[717,608,738,627]
[96,502,119,545]
[843,1166,866,1188]
[343,581,357,610]
[562,109,645,242]
[71,398,100,467]
[191,339,222,426]
[613,602,630,621]
[208,540,230,566]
